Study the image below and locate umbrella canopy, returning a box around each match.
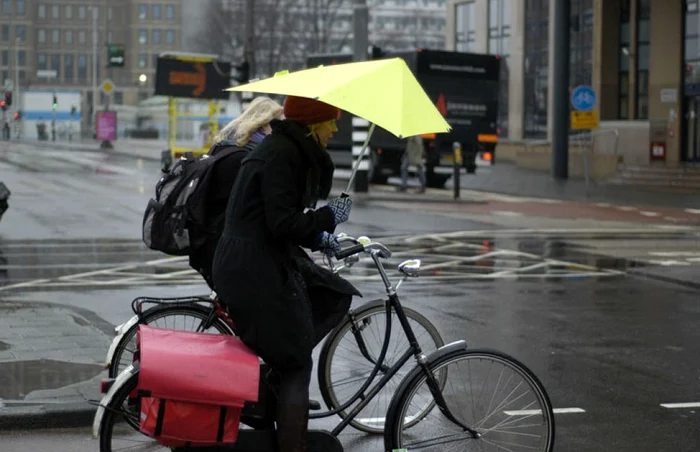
[226,58,451,139]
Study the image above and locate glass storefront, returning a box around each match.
[683,0,700,161]
[523,0,549,138]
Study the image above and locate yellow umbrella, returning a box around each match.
[226,57,451,139]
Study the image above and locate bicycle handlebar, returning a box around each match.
[333,234,392,260]
[335,244,365,260]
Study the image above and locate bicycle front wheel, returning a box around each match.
[317,302,444,434]
[108,304,233,378]
[384,348,555,452]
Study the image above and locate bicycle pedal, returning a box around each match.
[309,399,321,411]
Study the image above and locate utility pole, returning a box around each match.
[14,36,21,140]
[100,0,113,148]
[352,0,370,193]
[92,5,98,140]
[240,0,255,110]
[551,0,570,180]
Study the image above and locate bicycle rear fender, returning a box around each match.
[105,314,141,369]
[92,364,138,439]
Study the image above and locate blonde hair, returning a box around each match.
[214,96,283,147]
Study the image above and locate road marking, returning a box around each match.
[617,206,638,211]
[661,402,700,409]
[491,211,524,217]
[595,203,611,207]
[685,209,700,214]
[640,211,660,217]
[505,408,586,416]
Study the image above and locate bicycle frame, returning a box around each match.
[309,236,477,437]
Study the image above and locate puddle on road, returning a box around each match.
[0,359,104,400]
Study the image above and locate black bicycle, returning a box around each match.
[103,234,444,433]
[94,235,555,452]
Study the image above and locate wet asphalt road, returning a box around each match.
[1,142,700,451]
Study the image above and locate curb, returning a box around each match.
[47,141,163,162]
[628,268,700,290]
[0,402,96,430]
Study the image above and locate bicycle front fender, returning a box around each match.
[105,315,141,369]
[92,364,138,439]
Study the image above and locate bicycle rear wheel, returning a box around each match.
[108,304,233,378]
[317,302,444,434]
[384,348,555,452]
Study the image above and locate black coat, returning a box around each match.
[188,141,250,289]
[212,120,360,370]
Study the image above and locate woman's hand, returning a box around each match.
[324,197,353,226]
[315,231,341,257]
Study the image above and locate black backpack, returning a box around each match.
[142,147,244,256]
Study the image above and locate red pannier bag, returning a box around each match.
[136,325,260,447]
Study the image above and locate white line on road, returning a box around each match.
[640,211,661,217]
[685,209,700,214]
[661,402,700,409]
[505,408,586,416]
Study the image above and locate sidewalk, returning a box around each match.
[0,300,113,430]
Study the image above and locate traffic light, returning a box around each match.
[13,111,21,120]
[4,91,12,107]
[0,100,5,112]
[52,94,58,110]
[71,106,77,116]
[233,61,250,84]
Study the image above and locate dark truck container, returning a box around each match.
[307,48,500,188]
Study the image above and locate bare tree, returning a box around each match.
[191,0,354,79]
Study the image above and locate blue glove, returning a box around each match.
[325,197,353,226]
[315,231,341,257]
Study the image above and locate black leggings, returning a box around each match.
[275,288,352,452]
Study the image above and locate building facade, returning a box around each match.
[0,0,184,116]
[446,0,700,166]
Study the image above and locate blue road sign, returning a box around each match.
[571,85,596,112]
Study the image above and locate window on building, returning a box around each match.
[108,31,113,43]
[78,30,86,45]
[153,4,161,20]
[636,0,649,119]
[166,30,175,45]
[52,29,60,44]
[37,53,47,70]
[569,0,594,101]
[114,92,124,105]
[38,3,45,18]
[2,0,11,14]
[16,25,25,41]
[16,0,24,15]
[78,5,86,19]
[65,4,72,19]
[139,29,148,44]
[618,0,631,119]
[64,54,74,81]
[138,53,147,68]
[488,0,511,136]
[38,29,46,43]
[153,29,161,45]
[685,0,700,85]
[17,50,25,65]
[1,25,7,41]
[108,6,112,21]
[78,55,87,80]
[65,30,73,45]
[455,1,476,52]
[51,54,61,78]
[523,0,549,138]
[52,4,59,19]
[166,4,174,19]
[1,50,7,65]
[139,4,148,20]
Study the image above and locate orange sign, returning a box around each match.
[168,63,206,97]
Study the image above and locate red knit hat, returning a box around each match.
[283,96,341,125]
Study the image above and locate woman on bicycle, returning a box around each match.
[212,95,360,452]
[188,96,283,290]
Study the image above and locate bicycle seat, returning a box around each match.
[398,259,421,277]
